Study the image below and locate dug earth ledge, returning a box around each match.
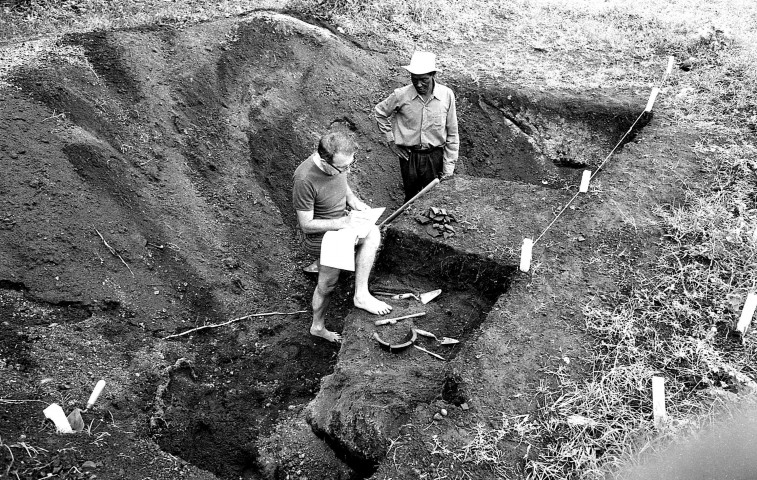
[308,117,699,478]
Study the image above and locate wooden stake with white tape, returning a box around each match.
[579,170,591,193]
[652,376,667,428]
[86,379,106,410]
[520,238,533,272]
[645,87,660,112]
[736,292,757,336]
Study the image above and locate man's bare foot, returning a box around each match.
[303,261,319,274]
[354,294,393,315]
[310,325,342,343]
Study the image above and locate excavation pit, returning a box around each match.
[0,10,657,480]
[453,81,651,188]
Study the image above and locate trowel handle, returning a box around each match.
[373,311,426,326]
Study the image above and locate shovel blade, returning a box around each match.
[420,289,442,304]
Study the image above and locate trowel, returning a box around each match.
[374,288,442,305]
[413,328,460,345]
[419,289,442,304]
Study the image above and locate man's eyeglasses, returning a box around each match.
[330,157,357,175]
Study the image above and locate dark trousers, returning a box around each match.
[399,147,443,203]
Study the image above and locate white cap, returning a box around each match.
[402,51,440,75]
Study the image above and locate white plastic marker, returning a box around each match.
[736,292,757,335]
[520,238,533,272]
[43,403,73,433]
[645,87,660,112]
[652,376,667,428]
[665,56,675,76]
[579,170,591,193]
[86,379,107,410]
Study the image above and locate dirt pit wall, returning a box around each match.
[1,11,655,480]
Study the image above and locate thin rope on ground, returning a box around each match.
[532,57,674,247]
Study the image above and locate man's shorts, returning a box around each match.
[302,232,325,257]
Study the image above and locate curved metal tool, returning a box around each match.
[373,329,418,353]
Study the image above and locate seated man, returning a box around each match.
[292,131,393,343]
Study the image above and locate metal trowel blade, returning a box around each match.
[419,289,442,304]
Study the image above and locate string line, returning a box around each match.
[532,58,674,246]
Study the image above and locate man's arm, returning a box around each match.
[442,90,459,177]
[345,185,368,211]
[375,89,411,160]
[374,91,398,144]
[296,210,349,235]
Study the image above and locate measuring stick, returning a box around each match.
[413,344,445,360]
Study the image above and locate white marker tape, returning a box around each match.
[666,56,675,76]
[579,170,591,193]
[520,238,533,272]
[86,379,106,410]
[645,87,660,112]
[43,403,73,434]
[736,292,757,335]
[652,376,667,428]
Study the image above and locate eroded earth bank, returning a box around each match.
[0,11,696,480]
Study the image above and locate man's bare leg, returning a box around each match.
[310,264,342,343]
[353,225,392,315]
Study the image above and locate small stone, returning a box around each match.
[433,413,443,421]
[460,402,469,410]
[82,460,97,470]
[440,408,448,416]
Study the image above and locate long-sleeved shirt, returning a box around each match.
[374,82,459,176]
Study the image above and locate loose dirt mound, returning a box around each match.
[0,11,676,480]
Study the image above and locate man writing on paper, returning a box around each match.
[374,51,459,203]
[292,131,393,343]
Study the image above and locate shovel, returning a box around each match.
[414,328,460,345]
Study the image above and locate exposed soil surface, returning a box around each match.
[1,11,699,480]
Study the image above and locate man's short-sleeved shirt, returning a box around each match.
[292,153,347,220]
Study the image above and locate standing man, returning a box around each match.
[293,131,393,343]
[375,51,459,202]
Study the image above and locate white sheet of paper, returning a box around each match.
[318,207,385,271]
[350,207,385,238]
[320,229,359,271]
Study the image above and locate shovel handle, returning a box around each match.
[379,178,440,228]
[374,311,426,326]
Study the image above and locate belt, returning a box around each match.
[405,144,443,153]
